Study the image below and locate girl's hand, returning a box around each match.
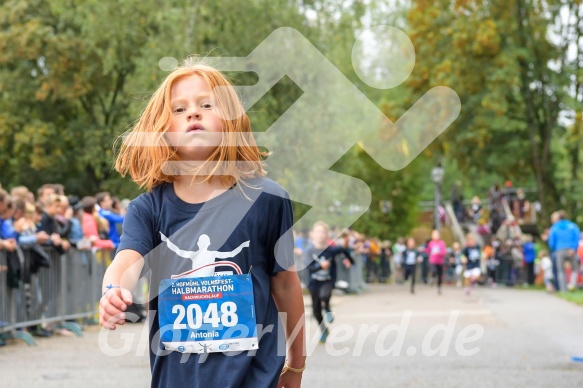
[99,287,133,330]
[342,258,352,268]
[320,260,331,269]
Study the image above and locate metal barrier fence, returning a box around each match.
[0,247,111,345]
[296,251,365,293]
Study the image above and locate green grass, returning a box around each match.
[557,290,583,306]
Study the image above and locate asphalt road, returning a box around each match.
[1,283,582,387]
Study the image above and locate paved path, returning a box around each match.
[1,284,583,387]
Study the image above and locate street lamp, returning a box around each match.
[431,163,445,231]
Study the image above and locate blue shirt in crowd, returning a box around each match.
[548,219,581,252]
[98,209,124,247]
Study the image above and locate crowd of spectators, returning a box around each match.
[0,183,127,343]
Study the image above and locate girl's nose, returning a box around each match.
[187,107,201,120]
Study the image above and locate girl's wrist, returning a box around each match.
[102,284,121,296]
[281,360,305,375]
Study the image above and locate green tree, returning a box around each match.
[406,0,574,222]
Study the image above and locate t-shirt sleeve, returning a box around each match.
[117,197,156,259]
[269,192,295,274]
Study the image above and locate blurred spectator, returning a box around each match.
[515,189,530,223]
[392,237,406,284]
[13,201,49,247]
[498,239,515,286]
[96,192,124,248]
[496,219,521,242]
[468,196,483,223]
[486,239,500,287]
[65,200,84,247]
[38,194,70,253]
[451,181,464,222]
[10,186,34,203]
[294,228,309,256]
[548,210,581,292]
[36,184,56,207]
[522,234,536,285]
[79,196,115,250]
[488,184,503,213]
[539,250,555,293]
[379,240,392,283]
[0,190,17,252]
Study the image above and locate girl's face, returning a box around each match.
[167,75,224,161]
[431,230,440,241]
[312,225,328,245]
[406,238,415,249]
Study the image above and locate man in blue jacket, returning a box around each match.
[549,210,581,292]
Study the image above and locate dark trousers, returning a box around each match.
[309,281,334,330]
[551,252,559,291]
[404,264,417,290]
[499,259,514,286]
[487,268,498,282]
[526,262,535,285]
[379,256,391,282]
[421,257,429,284]
[432,264,444,287]
[366,256,378,283]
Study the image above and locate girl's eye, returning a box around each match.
[173,107,185,113]
[201,103,213,109]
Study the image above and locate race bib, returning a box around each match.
[158,274,258,354]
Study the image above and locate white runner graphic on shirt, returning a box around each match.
[160,232,250,278]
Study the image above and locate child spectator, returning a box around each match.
[540,250,555,293]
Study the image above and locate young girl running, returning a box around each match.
[401,237,422,294]
[462,234,482,296]
[304,221,353,343]
[99,59,305,388]
[426,230,447,295]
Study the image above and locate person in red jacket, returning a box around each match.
[79,196,115,250]
[426,229,447,295]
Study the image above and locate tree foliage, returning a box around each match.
[405,0,583,223]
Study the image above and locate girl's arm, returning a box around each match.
[271,270,306,387]
[100,249,144,330]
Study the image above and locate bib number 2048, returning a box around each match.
[172,302,238,330]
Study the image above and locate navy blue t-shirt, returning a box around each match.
[117,177,295,388]
[463,245,481,270]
